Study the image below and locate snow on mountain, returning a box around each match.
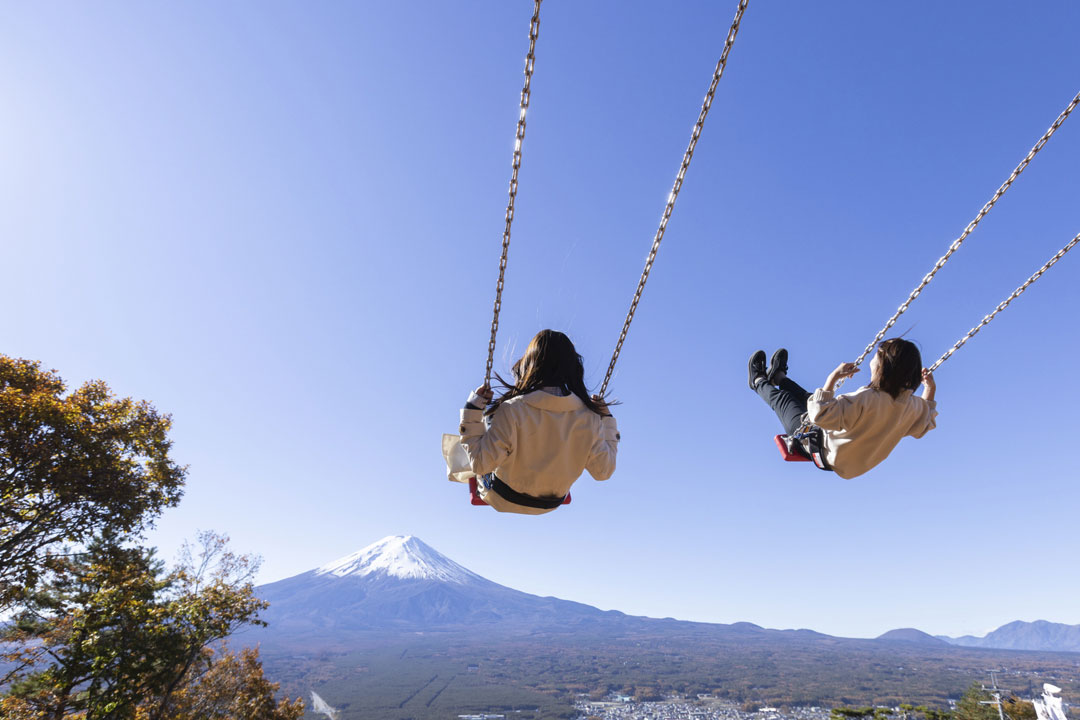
[313,535,483,584]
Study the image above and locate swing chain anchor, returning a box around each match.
[599,0,750,399]
[486,0,543,389]
[836,90,1080,391]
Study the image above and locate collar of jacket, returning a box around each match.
[513,389,586,413]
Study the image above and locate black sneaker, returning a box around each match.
[767,348,788,385]
[748,350,767,390]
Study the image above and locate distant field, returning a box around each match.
[264,638,574,719]
[258,628,1080,720]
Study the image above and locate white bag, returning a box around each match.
[441,434,474,484]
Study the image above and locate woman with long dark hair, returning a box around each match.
[443,330,619,515]
[749,338,938,478]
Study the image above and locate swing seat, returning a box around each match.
[775,433,832,471]
[469,477,488,505]
[468,477,571,506]
[775,434,811,462]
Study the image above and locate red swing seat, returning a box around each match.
[774,434,811,462]
[469,477,488,505]
[468,477,571,506]
[774,433,831,471]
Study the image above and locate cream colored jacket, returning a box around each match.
[442,389,619,515]
[807,386,937,479]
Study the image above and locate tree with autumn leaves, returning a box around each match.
[0,356,184,613]
[954,683,1037,720]
[829,684,1038,720]
[0,355,303,719]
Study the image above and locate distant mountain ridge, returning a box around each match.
[257,535,1079,656]
[936,620,1080,653]
[254,536,861,647]
[876,628,950,646]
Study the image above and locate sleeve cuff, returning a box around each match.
[459,406,486,438]
[602,415,620,442]
[811,388,834,402]
[466,391,489,410]
[460,407,484,423]
[458,420,485,437]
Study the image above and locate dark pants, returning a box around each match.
[754,377,812,436]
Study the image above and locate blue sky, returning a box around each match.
[2,1,1078,639]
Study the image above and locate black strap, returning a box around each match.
[798,428,833,472]
[489,476,566,510]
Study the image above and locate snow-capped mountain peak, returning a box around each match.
[314,535,481,584]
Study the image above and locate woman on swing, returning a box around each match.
[450,329,619,515]
[749,338,937,479]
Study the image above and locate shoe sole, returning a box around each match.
[748,350,767,390]
[767,348,788,385]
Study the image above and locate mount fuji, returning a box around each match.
[256,535,624,638]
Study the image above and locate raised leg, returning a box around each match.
[754,377,811,436]
[778,376,811,404]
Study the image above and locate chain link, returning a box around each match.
[598,0,750,398]
[793,232,1080,440]
[928,230,1080,372]
[485,0,542,388]
[835,90,1080,391]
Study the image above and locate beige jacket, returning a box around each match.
[807,386,937,479]
[442,389,619,515]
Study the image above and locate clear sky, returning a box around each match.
[3,1,1078,640]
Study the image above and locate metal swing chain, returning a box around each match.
[799,233,1080,438]
[835,90,1080,391]
[598,0,750,399]
[485,0,543,388]
[928,229,1080,372]
[792,232,1080,440]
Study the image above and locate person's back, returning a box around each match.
[464,389,616,514]
[444,329,619,514]
[748,338,937,478]
[808,385,935,479]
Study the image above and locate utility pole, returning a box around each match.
[980,671,1009,720]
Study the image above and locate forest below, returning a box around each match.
[259,627,1080,720]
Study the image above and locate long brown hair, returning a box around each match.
[487,330,606,416]
[869,338,923,399]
